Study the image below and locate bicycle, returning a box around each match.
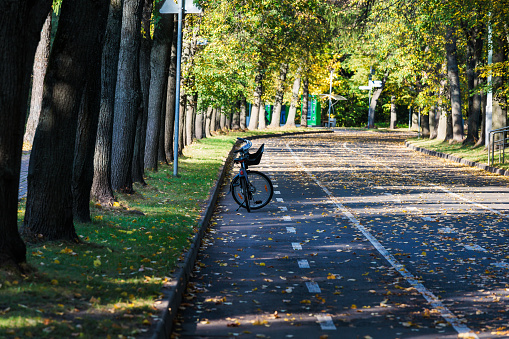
[230,138,274,212]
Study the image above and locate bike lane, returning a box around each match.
[173,131,509,339]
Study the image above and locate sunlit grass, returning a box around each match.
[407,137,509,171]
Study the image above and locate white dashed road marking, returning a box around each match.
[292,242,302,250]
[286,227,296,233]
[316,315,336,330]
[298,259,310,268]
[306,281,321,293]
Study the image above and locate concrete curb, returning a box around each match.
[144,129,333,339]
[405,141,509,177]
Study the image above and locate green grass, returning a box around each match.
[407,137,509,171]
[0,127,315,339]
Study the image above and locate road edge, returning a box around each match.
[147,129,333,339]
[405,141,509,177]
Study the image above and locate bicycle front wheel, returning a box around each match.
[245,170,273,209]
[232,175,251,212]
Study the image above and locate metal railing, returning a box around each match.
[489,126,509,166]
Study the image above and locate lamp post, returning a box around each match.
[160,0,202,176]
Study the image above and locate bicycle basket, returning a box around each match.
[246,144,264,166]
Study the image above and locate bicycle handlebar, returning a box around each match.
[234,138,252,153]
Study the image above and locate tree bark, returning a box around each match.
[205,106,212,138]
[463,23,484,144]
[91,0,123,206]
[492,35,507,133]
[219,107,226,130]
[285,69,301,128]
[248,70,264,130]
[390,96,397,129]
[0,0,53,267]
[185,95,194,145]
[22,0,109,241]
[436,77,450,141]
[445,26,464,142]
[164,15,178,163]
[232,102,240,129]
[429,104,437,139]
[269,63,289,128]
[144,6,173,170]
[367,71,389,129]
[258,102,266,129]
[132,0,152,184]
[23,11,52,151]
[240,97,247,129]
[111,0,144,193]
[301,76,309,127]
[420,110,430,137]
[195,109,203,139]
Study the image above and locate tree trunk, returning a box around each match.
[420,110,430,137]
[158,100,167,163]
[367,71,389,129]
[91,0,123,206]
[475,90,487,147]
[258,102,266,129]
[390,96,397,129]
[22,0,109,242]
[164,15,178,163]
[23,11,52,151]
[464,23,484,144]
[178,93,186,154]
[144,5,173,170]
[210,107,217,133]
[195,109,203,139]
[445,26,464,142]
[436,78,450,141]
[111,0,144,193]
[205,106,212,137]
[285,69,301,128]
[240,97,247,129]
[232,103,240,129]
[132,0,152,184]
[269,63,289,128]
[219,108,226,130]
[301,76,309,127]
[185,95,194,145]
[0,0,53,267]
[429,104,437,139]
[248,70,264,130]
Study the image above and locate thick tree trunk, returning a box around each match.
[301,77,309,127]
[420,110,430,137]
[158,101,167,163]
[205,107,212,137]
[436,78,450,141]
[185,95,194,145]
[240,97,247,129]
[132,0,152,184]
[178,94,186,154]
[22,0,109,242]
[164,15,178,163]
[111,0,144,193]
[210,108,217,133]
[475,91,487,147]
[367,71,389,129]
[219,108,226,130]
[195,109,203,139]
[248,71,264,130]
[285,69,301,128]
[0,0,53,267]
[390,96,397,129]
[269,63,288,128]
[23,11,52,151]
[91,0,123,205]
[144,6,173,170]
[258,102,266,129]
[232,103,240,129]
[464,23,484,144]
[429,104,437,139]
[445,27,464,142]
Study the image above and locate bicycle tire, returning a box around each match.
[232,175,251,211]
[244,170,273,209]
[241,176,250,212]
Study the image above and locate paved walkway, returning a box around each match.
[173,131,509,339]
[19,152,30,200]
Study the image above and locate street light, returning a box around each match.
[160,0,202,176]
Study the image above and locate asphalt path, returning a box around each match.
[173,130,509,339]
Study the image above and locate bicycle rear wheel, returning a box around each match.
[245,170,273,209]
[232,176,251,212]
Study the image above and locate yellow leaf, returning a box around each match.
[53,259,60,264]
[50,280,58,285]
[93,258,101,267]
[113,202,120,207]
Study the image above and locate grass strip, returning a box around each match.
[0,127,311,339]
[407,137,509,172]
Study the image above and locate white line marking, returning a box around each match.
[306,281,321,293]
[279,206,288,211]
[438,227,455,234]
[491,262,509,269]
[273,185,279,188]
[345,142,505,217]
[283,216,292,222]
[316,315,336,330]
[463,244,487,252]
[286,227,296,233]
[292,242,302,250]
[276,198,284,202]
[286,143,478,339]
[274,191,281,194]
[298,259,310,268]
